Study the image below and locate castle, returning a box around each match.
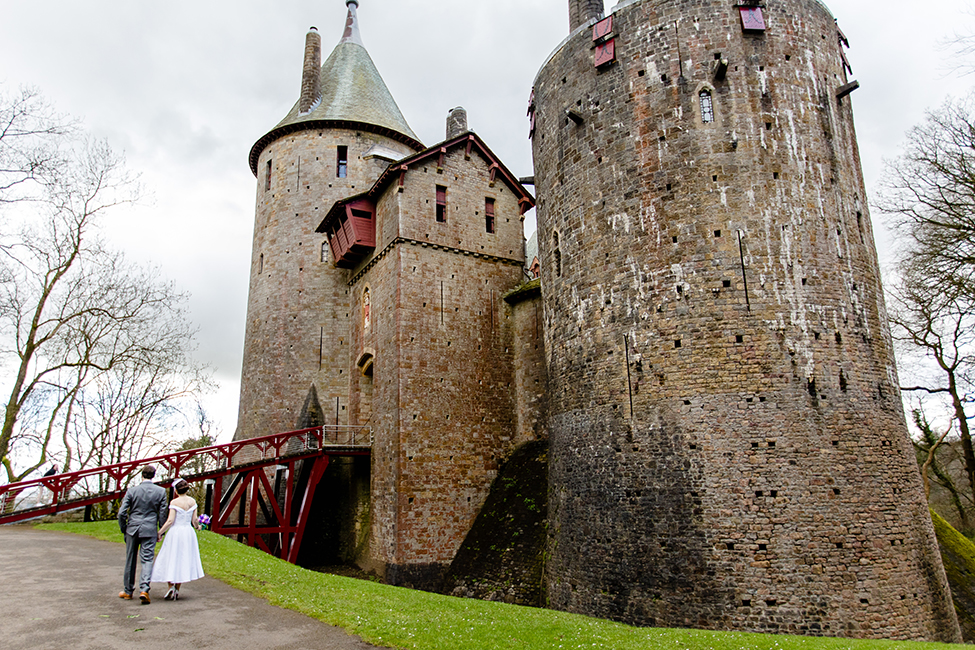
[235,0,962,641]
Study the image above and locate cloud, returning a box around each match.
[1,0,971,438]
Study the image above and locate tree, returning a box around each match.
[877,94,975,298]
[879,92,975,529]
[0,87,74,204]
[912,407,972,533]
[0,85,211,483]
[890,271,975,489]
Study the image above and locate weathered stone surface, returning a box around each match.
[237,127,416,442]
[346,142,532,587]
[531,0,960,641]
[444,440,549,606]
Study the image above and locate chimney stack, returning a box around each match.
[446,107,468,140]
[569,0,604,32]
[298,27,322,114]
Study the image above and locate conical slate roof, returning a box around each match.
[250,2,422,174]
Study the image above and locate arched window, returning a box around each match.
[700,90,714,123]
[363,287,371,330]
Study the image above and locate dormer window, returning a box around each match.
[337,146,348,178]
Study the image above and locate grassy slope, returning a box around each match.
[37,521,967,650]
[931,509,975,641]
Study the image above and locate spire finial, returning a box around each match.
[341,0,363,45]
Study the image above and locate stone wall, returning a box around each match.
[531,0,960,641]
[236,128,416,441]
[507,280,548,446]
[347,144,530,587]
[445,440,549,606]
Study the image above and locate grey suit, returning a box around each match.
[118,479,168,595]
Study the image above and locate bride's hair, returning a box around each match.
[173,478,190,494]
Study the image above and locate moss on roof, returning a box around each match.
[503,278,541,305]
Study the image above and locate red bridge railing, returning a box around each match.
[0,425,371,529]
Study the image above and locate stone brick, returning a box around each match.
[531,0,960,641]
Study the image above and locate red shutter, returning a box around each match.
[595,39,616,68]
[740,7,766,31]
[593,16,613,42]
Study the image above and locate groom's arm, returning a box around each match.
[118,490,132,535]
[156,491,168,530]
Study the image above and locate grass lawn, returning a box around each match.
[37,521,967,650]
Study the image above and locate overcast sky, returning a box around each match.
[0,0,972,440]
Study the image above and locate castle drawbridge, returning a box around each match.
[0,426,370,563]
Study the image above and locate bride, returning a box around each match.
[152,478,205,600]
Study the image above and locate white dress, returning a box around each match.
[151,504,205,584]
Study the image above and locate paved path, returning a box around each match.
[0,525,380,650]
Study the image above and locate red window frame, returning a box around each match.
[436,185,447,223]
[485,198,496,233]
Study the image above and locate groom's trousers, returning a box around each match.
[123,533,156,594]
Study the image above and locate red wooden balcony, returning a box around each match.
[320,198,376,268]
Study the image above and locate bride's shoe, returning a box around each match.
[163,587,176,601]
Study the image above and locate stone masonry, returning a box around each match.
[238,127,417,440]
[234,0,962,642]
[339,137,534,585]
[531,0,960,641]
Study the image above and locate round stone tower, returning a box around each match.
[236,0,422,440]
[531,0,960,641]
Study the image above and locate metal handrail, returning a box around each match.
[0,424,372,522]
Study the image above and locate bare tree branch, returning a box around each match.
[0,84,212,484]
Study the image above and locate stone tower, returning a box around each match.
[236,0,423,440]
[531,0,960,641]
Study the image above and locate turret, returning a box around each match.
[569,0,603,31]
[237,1,422,442]
[532,0,961,641]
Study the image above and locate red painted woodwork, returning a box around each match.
[322,198,377,268]
[595,39,616,68]
[0,425,370,563]
[740,7,766,31]
[593,16,613,42]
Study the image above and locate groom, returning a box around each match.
[118,465,168,604]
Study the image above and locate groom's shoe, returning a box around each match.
[139,592,150,604]
[118,591,132,600]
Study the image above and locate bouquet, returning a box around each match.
[198,513,211,531]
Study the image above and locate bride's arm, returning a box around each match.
[158,507,177,535]
[190,501,202,530]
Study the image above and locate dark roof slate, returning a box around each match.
[249,3,422,174]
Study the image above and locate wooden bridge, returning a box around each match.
[0,426,371,563]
